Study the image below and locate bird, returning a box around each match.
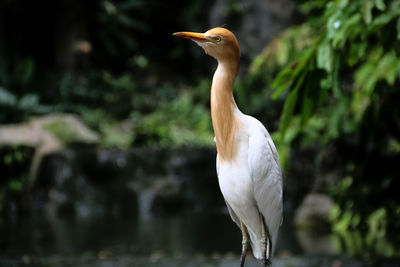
[173,27,283,267]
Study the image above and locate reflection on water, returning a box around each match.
[1,212,298,257]
[1,213,234,257]
[295,229,335,255]
[1,146,399,266]
[2,212,399,266]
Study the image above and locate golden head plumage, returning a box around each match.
[173,27,240,74]
[174,27,241,161]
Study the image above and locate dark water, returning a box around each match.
[1,212,399,267]
[1,147,399,266]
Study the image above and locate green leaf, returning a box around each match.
[332,14,361,48]
[397,18,400,40]
[300,74,318,128]
[348,42,367,66]
[279,71,306,136]
[332,54,342,98]
[272,46,317,99]
[280,88,298,137]
[362,1,373,24]
[374,0,386,11]
[300,93,313,129]
[369,9,400,33]
[317,39,333,72]
[327,100,346,140]
[380,51,398,86]
[271,66,294,99]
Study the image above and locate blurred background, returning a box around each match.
[0,0,399,266]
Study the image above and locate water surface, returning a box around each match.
[2,212,397,266]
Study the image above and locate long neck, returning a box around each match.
[211,60,240,161]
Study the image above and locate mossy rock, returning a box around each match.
[44,121,81,146]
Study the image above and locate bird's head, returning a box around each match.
[173,27,240,64]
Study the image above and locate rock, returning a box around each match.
[34,149,138,219]
[30,146,222,220]
[293,193,336,254]
[0,114,99,185]
[295,229,336,255]
[294,193,333,231]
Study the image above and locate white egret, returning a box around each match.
[173,27,283,266]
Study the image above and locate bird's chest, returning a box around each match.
[217,135,255,208]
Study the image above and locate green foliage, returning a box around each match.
[0,57,34,88]
[46,69,214,148]
[132,92,213,147]
[95,0,149,60]
[257,0,400,166]
[251,0,400,251]
[0,146,33,212]
[0,0,217,148]
[0,56,50,122]
[270,0,400,143]
[328,177,399,257]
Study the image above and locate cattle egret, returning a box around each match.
[173,27,283,267]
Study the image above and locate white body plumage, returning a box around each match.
[216,110,283,260]
[174,27,283,265]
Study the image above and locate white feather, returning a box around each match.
[217,112,283,260]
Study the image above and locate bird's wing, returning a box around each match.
[247,118,283,251]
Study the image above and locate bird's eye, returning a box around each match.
[215,36,222,42]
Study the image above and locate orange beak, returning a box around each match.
[173,31,209,43]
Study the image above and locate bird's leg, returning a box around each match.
[259,213,272,267]
[240,221,249,267]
